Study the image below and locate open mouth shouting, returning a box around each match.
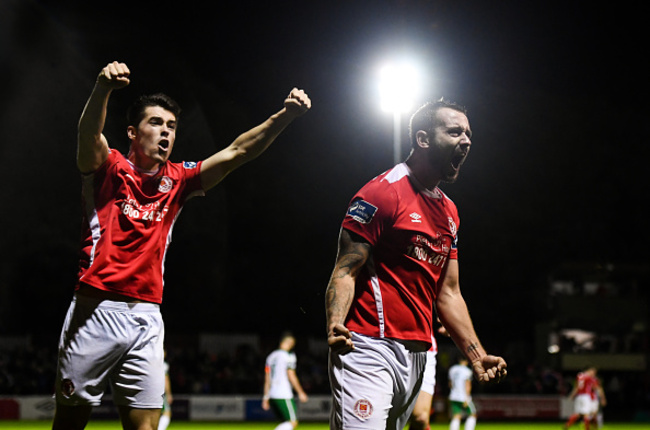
[158,139,170,152]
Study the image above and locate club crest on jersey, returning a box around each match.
[183,161,198,169]
[347,200,378,224]
[158,176,173,193]
[448,217,457,236]
[353,399,373,419]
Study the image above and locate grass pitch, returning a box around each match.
[1,421,648,430]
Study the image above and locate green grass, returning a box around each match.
[0,421,648,430]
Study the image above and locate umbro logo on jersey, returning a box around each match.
[410,212,422,223]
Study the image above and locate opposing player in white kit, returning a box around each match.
[325,100,506,430]
[448,357,476,430]
[262,332,309,430]
[52,61,311,430]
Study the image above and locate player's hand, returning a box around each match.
[471,355,507,384]
[97,61,130,90]
[298,392,309,403]
[261,398,270,410]
[284,88,311,118]
[328,323,354,355]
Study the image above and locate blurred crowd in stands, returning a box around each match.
[1,336,648,420]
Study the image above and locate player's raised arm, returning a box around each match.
[435,259,507,383]
[325,229,371,354]
[77,61,131,174]
[199,88,311,191]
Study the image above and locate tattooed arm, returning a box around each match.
[436,259,507,383]
[325,228,371,354]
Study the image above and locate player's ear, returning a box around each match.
[127,125,137,141]
[415,130,430,149]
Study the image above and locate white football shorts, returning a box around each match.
[420,350,437,395]
[574,393,597,415]
[55,293,165,408]
[328,332,427,430]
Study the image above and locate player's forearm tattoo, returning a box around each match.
[466,343,481,357]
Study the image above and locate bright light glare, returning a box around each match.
[379,62,420,113]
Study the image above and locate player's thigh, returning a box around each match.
[117,406,161,430]
[52,403,92,430]
[411,391,433,425]
[329,348,394,429]
[55,297,126,406]
[111,309,165,408]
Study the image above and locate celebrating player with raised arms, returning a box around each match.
[52,61,310,430]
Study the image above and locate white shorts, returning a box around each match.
[420,350,437,395]
[55,294,165,408]
[328,332,427,430]
[574,394,597,416]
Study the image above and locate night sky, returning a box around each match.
[0,0,646,353]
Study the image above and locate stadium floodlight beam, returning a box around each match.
[379,62,421,164]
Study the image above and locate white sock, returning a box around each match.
[274,421,294,430]
[465,416,477,430]
[450,417,461,430]
[157,414,171,430]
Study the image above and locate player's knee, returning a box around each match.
[410,410,430,428]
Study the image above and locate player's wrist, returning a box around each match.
[466,342,486,363]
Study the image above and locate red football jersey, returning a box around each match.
[341,163,460,345]
[77,149,204,303]
[576,372,600,399]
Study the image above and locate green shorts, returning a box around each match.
[269,398,298,422]
[450,400,476,416]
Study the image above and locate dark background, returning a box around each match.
[0,0,647,358]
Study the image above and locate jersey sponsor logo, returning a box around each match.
[121,198,169,222]
[406,233,449,267]
[183,161,198,169]
[353,399,373,419]
[346,200,378,224]
[410,212,422,223]
[158,176,173,193]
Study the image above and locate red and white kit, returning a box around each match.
[55,149,204,408]
[574,371,601,415]
[330,163,460,430]
[78,149,204,303]
[342,162,460,345]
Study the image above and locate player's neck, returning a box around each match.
[127,150,162,173]
[405,157,441,191]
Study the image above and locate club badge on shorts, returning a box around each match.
[61,378,75,398]
[353,399,373,419]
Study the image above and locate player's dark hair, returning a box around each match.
[408,98,467,148]
[126,93,181,127]
[279,331,295,343]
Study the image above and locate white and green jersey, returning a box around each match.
[265,349,297,399]
[448,363,473,402]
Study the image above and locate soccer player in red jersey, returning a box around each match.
[564,367,607,430]
[325,100,506,430]
[52,61,310,430]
